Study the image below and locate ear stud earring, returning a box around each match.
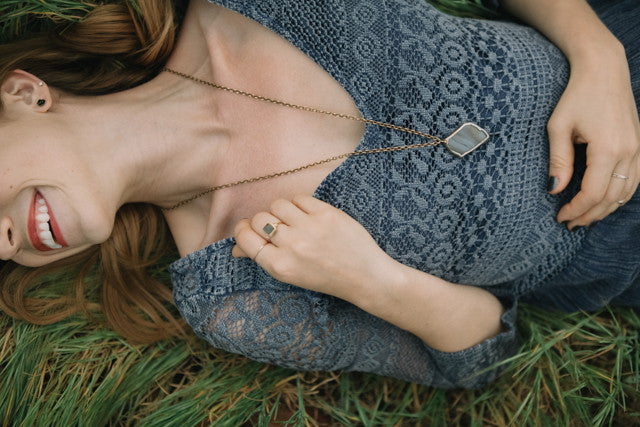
[37,99,46,107]
[38,81,44,86]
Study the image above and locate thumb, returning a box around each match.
[546,121,575,194]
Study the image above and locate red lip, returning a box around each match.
[27,191,68,251]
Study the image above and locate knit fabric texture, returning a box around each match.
[169,0,640,388]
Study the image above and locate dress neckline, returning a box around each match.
[173,0,376,262]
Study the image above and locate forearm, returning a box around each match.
[349,257,505,353]
[500,0,624,64]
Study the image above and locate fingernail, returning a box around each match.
[547,176,558,192]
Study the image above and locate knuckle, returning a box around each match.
[549,157,570,169]
[268,257,294,279]
[251,212,269,229]
[235,226,253,243]
[580,191,602,206]
[622,144,637,157]
[289,238,310,255]
[292,194,308,205]
[233,219,248,237]
[604,193,622,204]
[270,198,287,212]
[316,208,337,224]
[595,145,616,158]
[612,146,630,158]
[546,118,562,134]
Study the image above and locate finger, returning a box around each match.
[231,244,249,258]
[291,194,328,214]
[566,199,625,230]
[610,162,636,203]
[253,241,277,264]
[251,212,288,243]
[269,198,307,225]
[546,120,575,194]
[564,162,633,228]
[557,153,617,223]
[233,218,252,237]
[233,219,270,259]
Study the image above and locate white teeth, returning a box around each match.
[43,239,62,249]
[39,230,53,241]
[35,195,62,250]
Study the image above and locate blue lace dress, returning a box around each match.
[169,0,640,388]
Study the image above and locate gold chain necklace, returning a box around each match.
[161,67,489,211]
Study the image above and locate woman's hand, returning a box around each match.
[232,195,505,351]
[231,195,393,302]
[548,48,640,229]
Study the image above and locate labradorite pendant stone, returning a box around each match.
[444,123,489,158]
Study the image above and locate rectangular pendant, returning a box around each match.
[444,122,489,158]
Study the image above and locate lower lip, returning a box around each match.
[27,191,68,251]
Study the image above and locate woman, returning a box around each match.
[0,0,638,388]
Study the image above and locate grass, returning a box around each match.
[1,0,639,425]
[1,300,639,425]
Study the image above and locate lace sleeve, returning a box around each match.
[177,283,519,389]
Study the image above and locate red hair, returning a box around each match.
[0,0,188,343]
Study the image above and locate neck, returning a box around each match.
[51,2,251,212]
[53,69,231,210]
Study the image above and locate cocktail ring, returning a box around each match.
[263,222,281,240]
[611,172,629,180]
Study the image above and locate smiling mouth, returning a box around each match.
[28,191,68,251]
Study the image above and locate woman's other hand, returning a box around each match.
[548,46,640,229]
[231,195,392,302]
[499,0,640,229]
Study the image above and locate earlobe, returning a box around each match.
[0,69,52,113]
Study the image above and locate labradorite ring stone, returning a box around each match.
[444,122,489,158]
[263,222,281,240]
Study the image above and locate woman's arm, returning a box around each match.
[499,0,640,229]
[360,257,505,352]
[174,267,518,388]
[233,196,505,353]
[499,0,621,61]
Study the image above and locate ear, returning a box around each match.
[1,69,52,113]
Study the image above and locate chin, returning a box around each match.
[16,244,95,268]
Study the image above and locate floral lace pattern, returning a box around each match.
[171,241,519,388]
[169,0,640,387]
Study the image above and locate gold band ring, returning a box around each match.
[262,222,281,240]
[253,243,267,260]
[612,172,629,180]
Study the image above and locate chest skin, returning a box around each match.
[164,0,365,256]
